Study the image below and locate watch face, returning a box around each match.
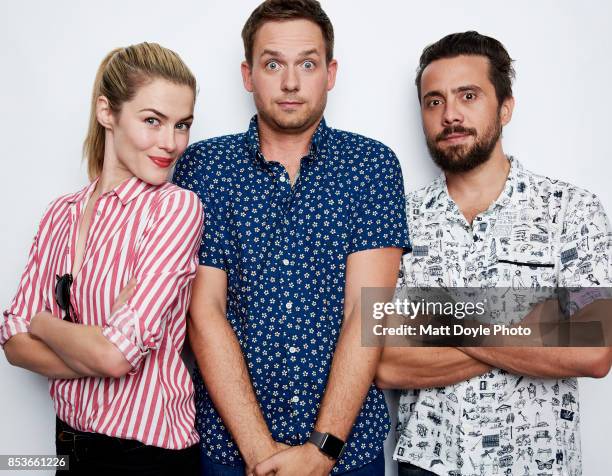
[322,433,345,458]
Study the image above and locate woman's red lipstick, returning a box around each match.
[148,156,174,168]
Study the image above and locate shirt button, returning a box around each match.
[286,301,293,310]
[291,395,299,403]
[282,259,290,266]
[289,346,298,354]
[96,210,102,216]
[279,175,286,183]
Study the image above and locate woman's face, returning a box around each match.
[105,78,195,186]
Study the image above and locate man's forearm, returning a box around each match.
[460,346,612,379]
[3,333,85,379]
[376,346,491,389]
[313,247,404,440]
[314,306,380,441]
[188,314,278,468]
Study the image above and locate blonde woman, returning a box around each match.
[2,43,203,475]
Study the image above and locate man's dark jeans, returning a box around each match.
[397,461,437,476]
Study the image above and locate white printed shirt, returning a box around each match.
[394,157,612,476]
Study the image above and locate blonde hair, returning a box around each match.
[83,42,196,180]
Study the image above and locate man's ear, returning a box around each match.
[326,59,338,91]
[241,61,254,92]
[499,96,515,127]
[96,96,114,129]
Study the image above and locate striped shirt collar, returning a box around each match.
[67,176,156,206]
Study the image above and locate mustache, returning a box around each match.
[276,96,306,102]
[435,125,477,142]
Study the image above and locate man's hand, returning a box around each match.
[245,441,290,476]
[253,443,334,476]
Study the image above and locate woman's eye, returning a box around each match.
[145,117,160,126]
[302,60,315,70]
[266,61,280,71]
[176,122,191,131]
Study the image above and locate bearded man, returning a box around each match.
[376,31,612,476]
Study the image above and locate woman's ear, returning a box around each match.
[96,96,114,129]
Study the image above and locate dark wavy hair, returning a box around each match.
[416,31,515,106]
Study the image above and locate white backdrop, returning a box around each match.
[1,1,611,474]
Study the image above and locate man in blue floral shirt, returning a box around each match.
[173,1,409,475]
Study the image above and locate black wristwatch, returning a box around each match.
[308,430,346,460]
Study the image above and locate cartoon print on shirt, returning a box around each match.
[394,158,612,476]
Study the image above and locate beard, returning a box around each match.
[426,115,502,173]
[255,93,327,134]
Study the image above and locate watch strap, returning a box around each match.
[308,430,346,460]
[309,430,326,448]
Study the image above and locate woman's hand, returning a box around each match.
[29,311,55,336]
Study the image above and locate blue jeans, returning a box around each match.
[200,450,385,476]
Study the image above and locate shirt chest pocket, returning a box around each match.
[491,241,557,287]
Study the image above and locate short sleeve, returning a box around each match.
[558,191,612,287]
[172,144,230,270]
[101,189,204,373]
[348,146,411,255]
[196,188,231,270]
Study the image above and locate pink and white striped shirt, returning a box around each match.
[1,176,204,449]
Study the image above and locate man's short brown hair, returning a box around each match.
[242,0,334,65]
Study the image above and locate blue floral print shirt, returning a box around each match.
[173,116,410,472]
